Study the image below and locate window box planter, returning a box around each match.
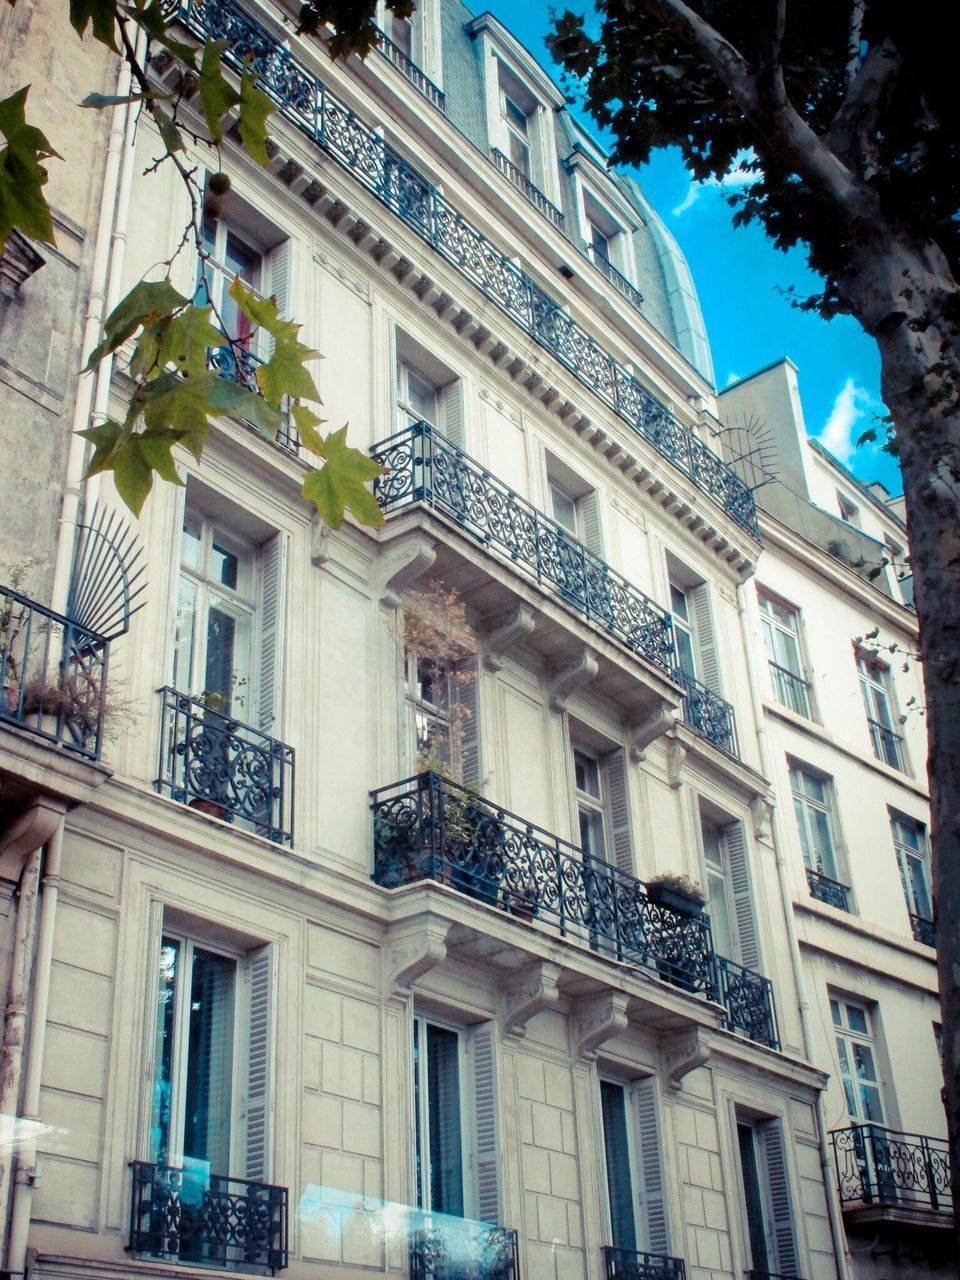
[647,881,706,918]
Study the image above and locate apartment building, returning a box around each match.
[0,4,944,1280]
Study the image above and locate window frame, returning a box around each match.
[788,760,848,892]
[732,1112,800,1279]
[857,652,906,771]
[758,590,813,718]
[889,809,933,930]
[830,995,886,1125]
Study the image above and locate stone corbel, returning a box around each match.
[503,961,563,1038]
[0,798,67,887]
[378,535,438,606]
[549,649,598,712]
[388,918,451,995]
[665,733,687,789]
[662,1027,712,1092]
[573,992,630,1060]
[483,605,536,672]
[628,705,678,763]
[750,793,774,842]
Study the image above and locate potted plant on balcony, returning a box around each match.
[646,872,707,917]
[184,675,251,819]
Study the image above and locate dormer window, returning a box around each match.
[501,85,532,177]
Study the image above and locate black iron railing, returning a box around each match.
[128,1161,288,1273]
[747,1272,807,1280]
[374,25,445,111]
[410,1223,519,1279]
[831,1123,951,1216]
[1,584,110,761]
[589,248,644,313]
[768,660,812,718]
[806,867,851,912]
[910,913,935,946]
[371,422,675,676]
[208,344,301,455]
[169,0,759,541]
[490,148,564,231]
[155,687,295,844]
[371,772,779,1049]
[672,668,738,756]
[867,718,904,770]
[603,1245,686,1279]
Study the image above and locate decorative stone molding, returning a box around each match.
[503,961,563,1038]
[378,534,438,606]
[483,604,536,672]
[628,705,678,762]
[313,245,370,298]
[0,798,67,886]
[750,793,773,842]
[665,733,687,789]
[662,1027,712,1092]
[573,992,630,1060]
[388,918,451,994]
[549,649,598,712]
[0,230,45,299]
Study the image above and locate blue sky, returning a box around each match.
[481,1,902,496]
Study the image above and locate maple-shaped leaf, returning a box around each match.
[198,39,240,146]
[301,425,384,529]
[69,0,119,50]
[207,373,282,438]
[292,402,326,455]
[257,333,320,405]
[130,0,199,66]
[141,367,220,459]
[86,278,187,369]
[0,87,60,250]
[156,303,223,378]
[237,64,274,165]
[80,418,125,476]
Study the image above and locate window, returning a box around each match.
[735,1118,799,1278]
[568,735,633,876]
[831,997,885,1124]
[668,571,720,693]
[383,7,414,59]
[890,811,933,941]
[498,72,534,178]
[838,493,861,527]
[759,592,812,717]
[198,210,290,374]
[395,338,465,447]
[149,926,273,1182]
[599,1078,670,1258]
[404,650,479,783]
[547,469,601,556]
[574,750,607,859]
[700,813,759,967]
[789,762,848,900]
[857,654,905,770]
[412,1017,500,1223]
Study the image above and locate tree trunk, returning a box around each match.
[840,230,960,1243]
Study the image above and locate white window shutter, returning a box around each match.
[468,1023,500,1224]
[440,379,466,449]
[258,532,288,733]
[603,749,634,876]
[263,240,292,358]
[762,1121,799,1276]
[724,822,760,971]
[632,1076,669,1254]
[166,486,189,686]
[691,583,721,693]
[579,490,603,555]
[243,945,274,1182]
[455,657,481,786]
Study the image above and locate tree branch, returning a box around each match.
[826,37,903,177]
[845,0,866,87]
[756,0,788,113]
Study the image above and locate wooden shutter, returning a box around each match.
[579,490,603,555]
[725,822,760,971]
[244,945,274,1181]
[632,1076,669,1255]
[468,1023,500,1224]
[455,657,481,786]
[604,749,634,876]
[258,532,287,732]
[691,583,721,693]
[762,1120,799,1276]
[440,379,465,449]
[265,240,292,318]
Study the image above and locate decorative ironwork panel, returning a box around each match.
[672,668,738,756]
[410,1223,519,1280]
[169,0,761,541]
[747,1272,810,1280]
[831,1123,951,1215]
[208,344,301,456]
[713,954,779,1050]
[768,660,812,717]
[867,717,904,770]
[128,1161,288,1273]
[370,423,675,675]
[490,148,564,230]
[910,913,935,946]
[375,25,446,111]
[806,868,850,912]
[1,584,110,761]
[603,1246,686,1280]
[155,687,295,845]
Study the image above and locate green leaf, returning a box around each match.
[198,39,240,146]
[140,367,220,458]
[156,304,223,377]
[207,375,282,438]
[0,86,60,250]
[111,438,155,515]
[69,0,120,50]
[153,105,185,155]
[237,64,273,165]
[301,425,384,529]
[292,402,326,455]
[80,418,126,476]
[80,91,162,109]
[228,279,321,405]
[85,278,187,370]
[139,430,186,484]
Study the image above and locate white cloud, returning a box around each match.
[816,377,873,463]
[724,370,742,387]
[672,151,760,217]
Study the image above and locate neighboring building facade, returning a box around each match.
[0,9,946,1280]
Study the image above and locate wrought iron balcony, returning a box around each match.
[831,1123,952,1218]
[588,247,644,313]
[806,867,851,912]
[672,668,738,756]
[867,717,904,770]
[128,1161,288,1273]
[169,0,759,541]
[374,24,445,111]
[490,148,565,231]
[910,913,935,946]
[713,953,779,1050]
[208,343,301,455]
[603,1245,686,1279]
[768,660,812,718]
[155,687,295,845]
[747,1273,809,1280]
[410,1222,519,1279]
[371,422,676,676]
[1,584,110,761]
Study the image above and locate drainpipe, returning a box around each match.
[3,816,65,1280]
[736,581,852,1280]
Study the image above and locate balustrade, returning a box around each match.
[831,1122,951,1216]
[672,668,738,756]
[410,1222,519,1280]
[208,343,301,455]
[602,1245,686,1279]
[589,248,645,313]
[910,913,935,946]
[768,660,812,718]
[805,867,851,912]
[490,148,565,230]
[713,953,779,1050]
[867,717,904,770]
[374,24,445,110]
